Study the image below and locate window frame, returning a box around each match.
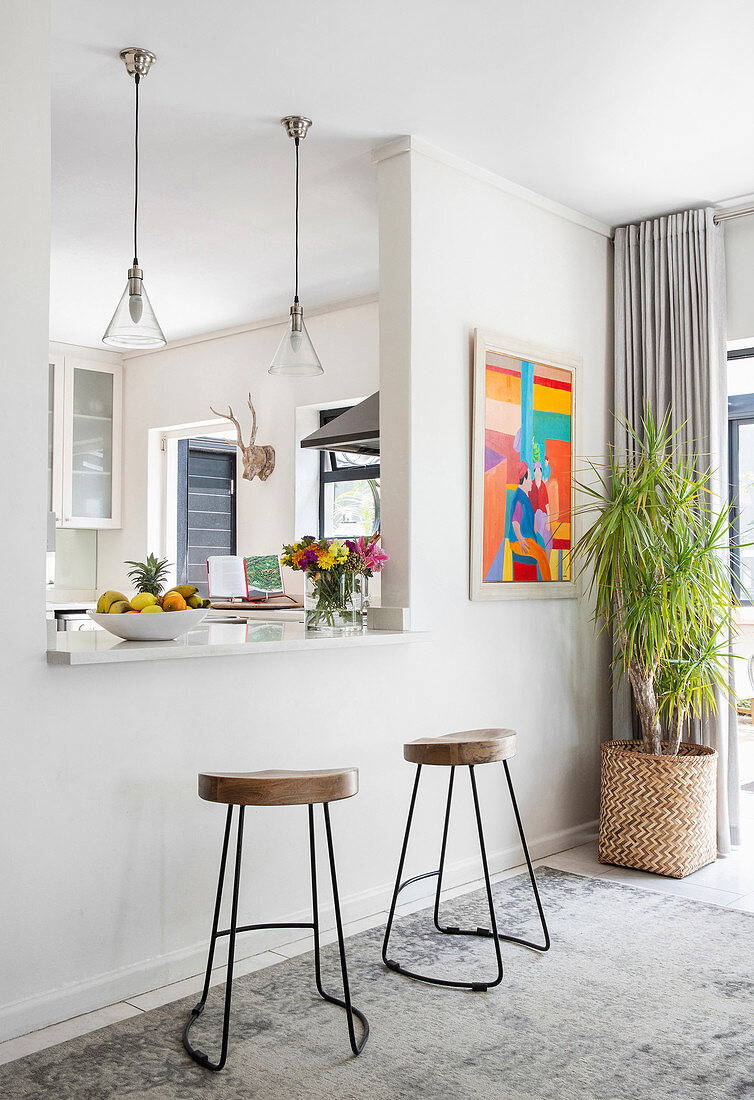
[728,348,754,605]
[176,436,237,590]
[318,407,380,540]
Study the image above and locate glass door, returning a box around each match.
[176,438,237,596]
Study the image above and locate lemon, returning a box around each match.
[140,604,164,613]
[131,592,158,611]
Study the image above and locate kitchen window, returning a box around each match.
[318,407,380,540]
[177,437,237,595]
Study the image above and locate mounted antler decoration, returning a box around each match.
[209,393,275,482]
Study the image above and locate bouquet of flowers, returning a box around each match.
[281,534,388,631]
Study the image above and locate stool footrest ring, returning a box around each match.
[215,921,314,938]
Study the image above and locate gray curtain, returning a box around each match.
[613,207,740,853]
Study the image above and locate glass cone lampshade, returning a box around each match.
[268,305,323,376]
[102,270,166,349]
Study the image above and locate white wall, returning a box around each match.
[378,141,613,864]
[1,4,611,1039]
[725,216,754,344]
[97,301,379,597]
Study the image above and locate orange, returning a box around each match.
[162,592,187,612]
[126,609,139,614]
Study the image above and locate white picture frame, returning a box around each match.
[470,329,581,601]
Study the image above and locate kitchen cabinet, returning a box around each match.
[48,352,122,529]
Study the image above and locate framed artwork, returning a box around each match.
[470,330,580,601]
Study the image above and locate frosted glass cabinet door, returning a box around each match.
[48,354,64,520]
[61,357,122,528]
[48,362,54,511]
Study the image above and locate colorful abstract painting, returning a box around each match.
[471,332,578,600]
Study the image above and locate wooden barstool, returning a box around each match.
[382,729,550,991]
[183,768,369,1072]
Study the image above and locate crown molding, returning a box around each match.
[372,135,612,239]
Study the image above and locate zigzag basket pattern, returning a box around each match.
[598,740,717,879]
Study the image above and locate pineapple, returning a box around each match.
[125,553,171,596]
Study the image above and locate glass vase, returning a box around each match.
[304,571,365,635]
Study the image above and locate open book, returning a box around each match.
[207,555,285,601]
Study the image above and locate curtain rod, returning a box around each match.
[713,204,754,225]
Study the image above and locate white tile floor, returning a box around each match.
[1,837,752,1068]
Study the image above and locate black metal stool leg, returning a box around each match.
[468,765,504,987]
[309,804,325,1001]
[432,766,456,932]
[500,759,550,952]
[381,764,423,970]
[309,803,369,1054]
[183,804,245,1071]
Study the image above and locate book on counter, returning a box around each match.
[207,554,286,602]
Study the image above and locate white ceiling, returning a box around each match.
[52,0,754,348]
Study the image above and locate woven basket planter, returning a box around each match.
[598,740,717,879]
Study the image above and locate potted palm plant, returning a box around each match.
[576,411,733,878]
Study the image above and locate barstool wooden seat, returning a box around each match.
[404,728,517,767]
[382,727,550,992]
[184,766,368,1074]
[199,767,359,806]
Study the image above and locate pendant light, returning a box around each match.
[103,48,166,349]
[269,116,323,376]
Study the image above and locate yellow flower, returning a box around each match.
[317,548,336,570]
[329,539,349,563]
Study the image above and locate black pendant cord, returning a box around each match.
[133,73,140,268]
[294,137,300,303]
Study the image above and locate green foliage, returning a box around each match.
[125,553,171,596]
[574,408,735,754]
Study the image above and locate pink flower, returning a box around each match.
[352,535,388,574]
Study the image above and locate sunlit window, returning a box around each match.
[318,408,380,539]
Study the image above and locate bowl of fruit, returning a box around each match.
[88,554,211,641]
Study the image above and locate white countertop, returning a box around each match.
[47,620,422,666]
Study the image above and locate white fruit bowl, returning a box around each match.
[87,607,209,642]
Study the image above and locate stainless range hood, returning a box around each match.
[300,392,379,456]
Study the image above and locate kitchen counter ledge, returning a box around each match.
[47,621,423,666]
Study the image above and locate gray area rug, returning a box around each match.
[2,868,753,1100]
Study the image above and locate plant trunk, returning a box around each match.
[627,662,662,754]
[666,709,685,756]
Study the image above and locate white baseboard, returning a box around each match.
[0,818,596,1043]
